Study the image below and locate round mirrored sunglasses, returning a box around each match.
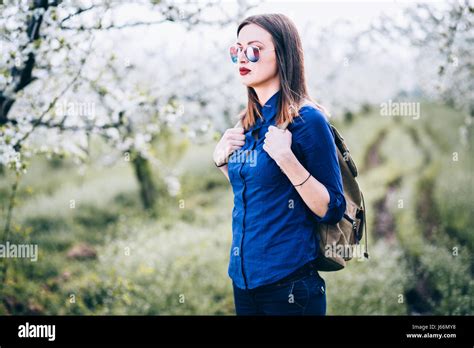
[229,45,274,63]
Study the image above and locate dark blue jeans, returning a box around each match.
[232,263,326,315]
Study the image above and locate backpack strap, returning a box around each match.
[330,124,359,178]
[361,191,369,259]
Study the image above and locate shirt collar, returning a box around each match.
[250,90,281,131]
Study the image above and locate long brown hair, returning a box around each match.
[237,13,327,130]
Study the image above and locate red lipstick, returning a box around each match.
[239,67,251,76]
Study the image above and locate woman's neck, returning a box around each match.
[253,79,280,107]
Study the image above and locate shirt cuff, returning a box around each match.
[310,189,346,225]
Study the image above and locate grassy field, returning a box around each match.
[0,102,472,315]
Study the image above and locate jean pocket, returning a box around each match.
[307,272,326,296]
[286,278,311,309]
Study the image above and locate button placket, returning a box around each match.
[238,131,258,290]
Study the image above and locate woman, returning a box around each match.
[212,13,346,315]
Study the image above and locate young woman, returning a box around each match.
[213,13,346,315]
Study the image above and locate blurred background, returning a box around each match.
[0,0,472,315]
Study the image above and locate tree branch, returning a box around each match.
[60,4,98,25]
[0,0,57,125]
[13,38,94,150]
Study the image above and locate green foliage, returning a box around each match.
[335,101,473,315]
[416,244,473,315]
[325,242,410,315]
[0,103,471,315]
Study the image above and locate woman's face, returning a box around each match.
[236,24,278,88]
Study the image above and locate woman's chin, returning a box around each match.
[240,76,257,87]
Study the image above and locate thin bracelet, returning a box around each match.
[294,173,311,187]
[214,161,227,168]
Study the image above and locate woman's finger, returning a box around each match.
[227,133,246,141]
[227,127,244,135]
[228,145,242,153]
[229,140,245,147]
[268,125,278,132]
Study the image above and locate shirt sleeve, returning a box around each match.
[292,106,346,225]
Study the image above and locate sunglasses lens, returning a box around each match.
[246,46,260,62]
[229,45,260,63]
[229,46,238,63]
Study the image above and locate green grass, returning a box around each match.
[329,101,472,315]
[0,102,471,315]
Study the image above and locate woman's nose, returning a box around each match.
[238,49,248,63]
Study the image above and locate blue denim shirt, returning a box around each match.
[227,90,346,290]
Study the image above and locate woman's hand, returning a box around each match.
[263,125,293,166]
[213,127,246,166]
[264,125,331,218]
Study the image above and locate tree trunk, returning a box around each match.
[131,152,157,212]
